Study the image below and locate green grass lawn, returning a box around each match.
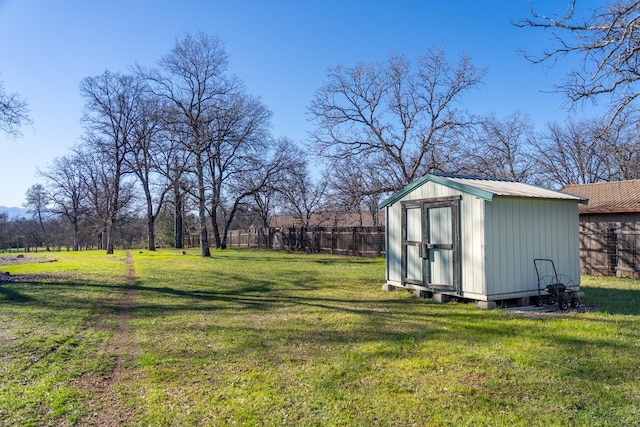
[1,249,639,426]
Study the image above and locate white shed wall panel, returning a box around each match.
[385,203,402,283]
[459,195,486,297]
[406,207,422,241]
[484,197,581,299]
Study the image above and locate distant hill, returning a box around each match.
[0,206,29,219]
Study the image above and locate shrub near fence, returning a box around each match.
[224,227,386,257]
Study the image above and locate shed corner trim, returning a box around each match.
[378,174,431,209]
[379,173,495,209]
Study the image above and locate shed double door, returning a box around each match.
[402,197,461,292]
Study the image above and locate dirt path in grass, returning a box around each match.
[73,252,141,426]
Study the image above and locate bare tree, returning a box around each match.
[76,139,136,251]
[0,212,8,251]
[144,32,238,257]
[0,79,31,138]
[249,137,302,229]
[203,93,272,248]
[157,127,192,249]
[517,0,640,121]
[462,112,538,182]
[309,48,486,196]
[535,119,610,187]
[252,186,277,229]
[534,112,640,188]
[591,111,640,180]
[125,92,173,251]
[15,217,41,252]
[75,146,110,249]
[80,71,144,254]
[23,184,50,251]
[38,153,88,251]
[278,159,328,228]
[325,156,383,226]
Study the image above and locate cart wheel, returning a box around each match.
[571,298,580,309]
[535,297,544,307]
[559,299,569,310]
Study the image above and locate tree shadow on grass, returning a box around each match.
[3,273,640,362]
[580,285,640,315]
[0,283,34,302]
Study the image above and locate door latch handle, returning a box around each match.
[420,243,428,258]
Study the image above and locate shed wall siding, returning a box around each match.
[386,204,402,283]
[385,181,486,295]
[463,195,486,297]
[484,197,581,298]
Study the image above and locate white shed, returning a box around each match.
[379,174,587,305]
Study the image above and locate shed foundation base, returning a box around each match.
[432,293,450,303]
[411,289,431,299]
[477,300,498,310]
[381,283,395,292]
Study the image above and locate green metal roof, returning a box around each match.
[378,174,588,209]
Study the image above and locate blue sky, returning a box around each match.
[0,0,604,207]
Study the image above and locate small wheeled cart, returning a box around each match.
[533,259,580,310]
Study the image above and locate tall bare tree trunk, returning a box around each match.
[195,151,211,257]
[147,215,156,250]
[72,218,80,252]
[106,219,115,254]
[174,189,183,249]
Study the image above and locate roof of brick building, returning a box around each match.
[561,180,640,213]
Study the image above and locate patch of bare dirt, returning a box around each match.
[72,252,141,426]
[0,255,57,266]
[0,273,73,283]
[504,301,600,319]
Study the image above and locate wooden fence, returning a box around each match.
[223,227,386,258]
[579,222,640,278]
